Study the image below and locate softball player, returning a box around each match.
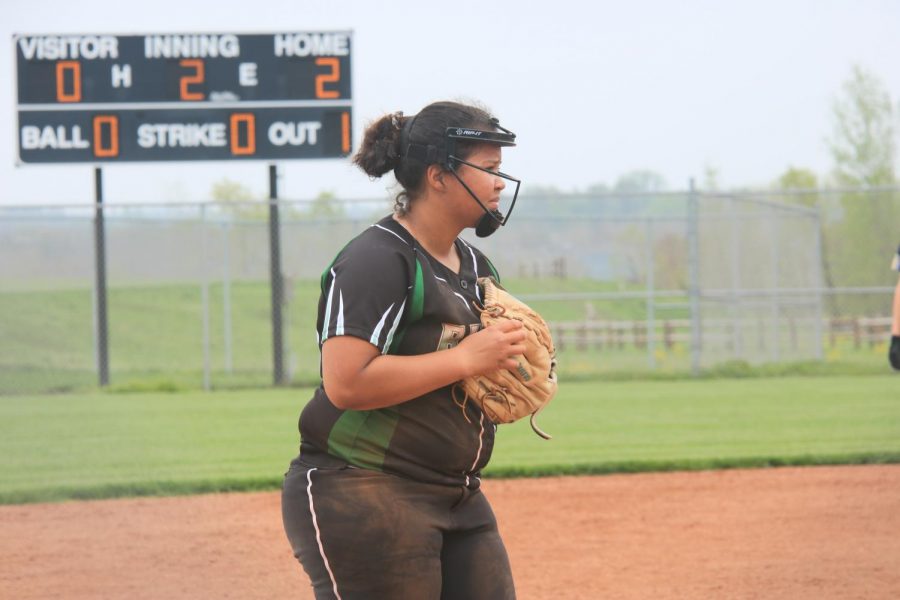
[282,101,524,599]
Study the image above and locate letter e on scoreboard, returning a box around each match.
[230,113,256,155]
[93,115,119,158]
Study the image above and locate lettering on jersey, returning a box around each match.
[436,323,482,351]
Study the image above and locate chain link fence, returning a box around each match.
[1,186,897,395]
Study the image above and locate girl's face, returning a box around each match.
[451,144,506,226]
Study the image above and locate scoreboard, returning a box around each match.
[14,32,353,163]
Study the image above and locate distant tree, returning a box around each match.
[777,166,818,190]
[211,178,255,202]
[584,182,610,194]
[520,184,563,197]
[304,190,346,218]
[701,164,720,191]
[515,184,563,218]
[828,64,896,186]
[609,170,668,217]
[827,65,900,298]
[776,166,819,208]
[613,170,667,193]
[210,178,266,220]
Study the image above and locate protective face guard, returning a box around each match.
[404,118,521,237]
[445,122,521,237]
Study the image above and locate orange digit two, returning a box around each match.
[230,113,256,155]
[179,59,205,101]
[315,57,340,99]
[93,115,119,158]
[56,61,82,102]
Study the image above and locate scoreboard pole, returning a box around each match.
[93,167,110,386]
[268,164,286,386]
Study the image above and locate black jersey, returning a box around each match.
[296,215,502,489]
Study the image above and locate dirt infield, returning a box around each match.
[2,465,898,599]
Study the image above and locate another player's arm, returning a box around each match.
[892,276,900,336]
[322,320,526,410]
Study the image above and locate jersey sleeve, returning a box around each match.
[317,234,412,353]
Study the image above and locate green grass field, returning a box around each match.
[1,375,897,504]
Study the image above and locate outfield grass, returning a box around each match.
[1,375,898,504]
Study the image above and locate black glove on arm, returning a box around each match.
[890,335,900,371]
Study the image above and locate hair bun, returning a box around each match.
[353,112,406,178]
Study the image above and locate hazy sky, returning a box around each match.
[4,0,900,206]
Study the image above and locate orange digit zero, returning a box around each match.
[56,61,82,102]
[230,113,256,155]
[93,115,119,158]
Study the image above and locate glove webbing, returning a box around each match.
[451,381,552,440]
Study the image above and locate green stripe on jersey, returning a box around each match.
[319,239,354,293]
[411,257,425,320]
[388,257,425,354]
[485,256,501,282]
[326,409,400,471]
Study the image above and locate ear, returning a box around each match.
[425,164,447,192]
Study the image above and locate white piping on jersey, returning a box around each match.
[369,302,395,347]
[459,239,482,303]
[306,468,343,600]
[433,274,477,314]
[373,223,409,245]
[382,297,407,354]
[321,269,337,343]
[453,291,475,313]
[336,291,345,336]
[465,412,486,488]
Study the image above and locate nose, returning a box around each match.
[495,175,506,191]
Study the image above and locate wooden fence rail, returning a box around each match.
[549,316,894,352]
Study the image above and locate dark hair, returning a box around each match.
[353,100,497,214]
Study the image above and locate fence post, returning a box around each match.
[729,194,743,359]
[93,167,110,387]
[770,209,780,362]
[200,204,211,391]
[645,218,656,368]
[687,179,701,375]
[813,209,825,360]
[222,217,233,374]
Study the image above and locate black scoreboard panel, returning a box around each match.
[14,32,353,163]
[18,106,352,162]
